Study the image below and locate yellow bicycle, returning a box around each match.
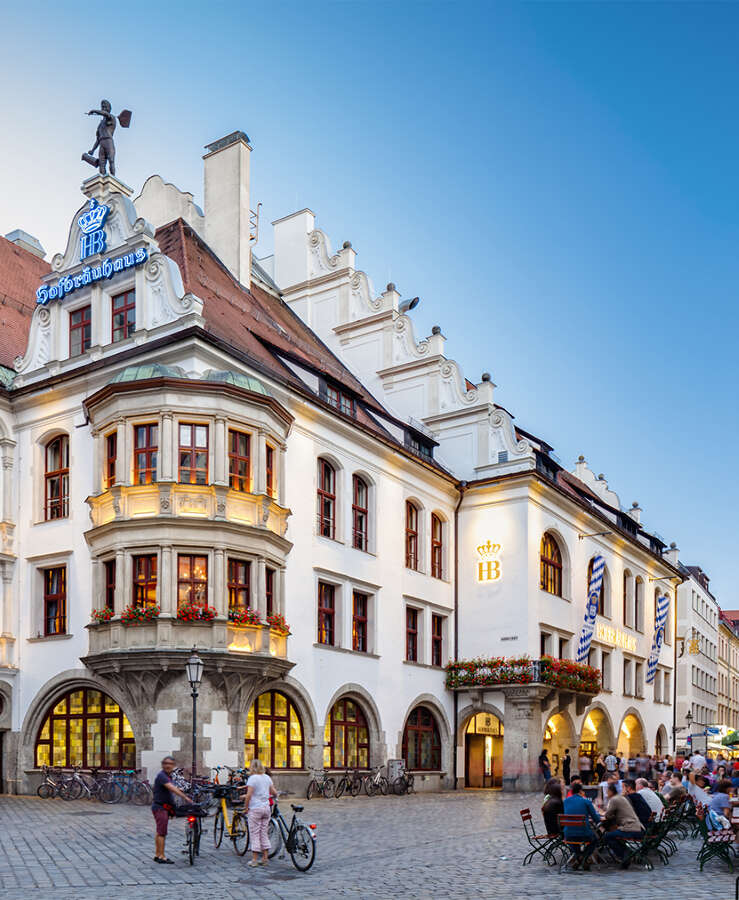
[212,785,248,855]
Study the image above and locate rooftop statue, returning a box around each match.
[81,100,132,177]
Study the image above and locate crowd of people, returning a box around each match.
[538,746,738,870]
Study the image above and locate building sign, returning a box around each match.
[78,198,110,260]
[477,540,501,583]
[596,622,637,652]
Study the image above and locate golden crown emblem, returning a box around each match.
[476,540,501,560]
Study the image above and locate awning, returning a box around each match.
[722,731,739,746]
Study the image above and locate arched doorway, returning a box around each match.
[464,711,504,789]
[543,713,575,779]
[617,712,646,758]
[579,706,615,765]
[655,724,668,756]
[323,698,370,769]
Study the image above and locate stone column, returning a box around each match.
[0,439,14,523]
[256,558,266,618]
[161,412,174,482]
[160,545,173,615]
[114,549,125,615]
[213,548,226,617]
[214,417,227,485]
[91,430,101,493]
[500,685,552,792]
[91,558,101,612]
[115,418,126,485]
[254,430,265,494]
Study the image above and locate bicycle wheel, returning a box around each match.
[231,811,249,856]
[334,777,346,799]
[187,827,195,866]
[99,781,123,804]
[131,782,152,806]
[322,778,335,799]
[61,779,83,801]
[289,824,316,872]
[406,774,415,794]
[195,819,202,856]
[350,776,361,798]
[378,776,389,796]
[213,809,224,848]
[37,783,53,799]
[306,779,317,800]
[392,776,406,795]
[365,777,376,797]
[268,818,282,858]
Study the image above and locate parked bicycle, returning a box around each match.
[334,768,363,798]
[212,784,249,855]
[306,768,335,799]
[267,799,317,871]
[392,771,415,795]
[37,765,62,799]
[363,765,389,797]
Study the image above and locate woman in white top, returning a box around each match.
[244,759,277,867]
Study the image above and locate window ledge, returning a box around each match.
[407,770,446,776]
[27,633,73,643]
[403,660,443,671]
[316,534,345,547]
[313,642,380,659]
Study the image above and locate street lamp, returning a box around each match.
[185,648,204,779]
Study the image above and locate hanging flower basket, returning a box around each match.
[266,613,291,635]
[90,607,114,624]
[445,654,600,693]
[229,608,262,626]
[177,603,217,622]
[121,604,160,625]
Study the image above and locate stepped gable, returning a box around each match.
[0,236,50,368]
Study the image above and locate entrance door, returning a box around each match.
[466,735,485,787]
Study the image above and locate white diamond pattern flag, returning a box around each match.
[576,554,605,663]
[646,594,670,684]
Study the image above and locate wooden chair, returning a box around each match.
[557,814,599,872]
[519,808,562,866]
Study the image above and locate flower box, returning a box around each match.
[445,655,601,694]
[90,607,114,624]
[177,603,217,622]
[265,613,291,635]
[229,608,262,626]
[121,604,160,625]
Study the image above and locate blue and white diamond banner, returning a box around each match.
[646,594,670,684]
[576,554,605,663]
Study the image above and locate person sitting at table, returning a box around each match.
[635,777,664,821]
[684,769,712,807]
[709,779,732,821]
[603,783,644,868]
[665,772,687,802]
[563,781,601,869]
[622,779,652,829]
[543,780,565,835]
[566,775,583,797]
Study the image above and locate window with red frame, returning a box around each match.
[44,566,66,635]
[352,475,368,551]
[352,591,368,652]
[178,424,208,485]
[406,608,418,662]
[323,699,369,769]
[104,559,116,611]
[265,445,275,498]
[244,691,303,769]
[431,614,443,667]
[431,514,443,579]
[317,582,335,645]
[69,305,91,356]
[402,706,441,770]
[105,432,117,489]
[539,533,563,596]
[227,558,250,612]
[266,567,275,617]
[132,555,157,608]
[111,290,135,342]
[177,555,208,607]
[317,459,336,539]
[133,424,158,485]
[45,435,69,520]
[228,430,250,492]
[405,502,419,570]
[324,384,355,417]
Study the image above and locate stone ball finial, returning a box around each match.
[431,325,441,335]
[598,473,605,480]
[481,372,491,382]
[632,501,639,508]
[670,541,677,549]
[578,455,585,462]
[386,282,396,292]
[342,241,352,249]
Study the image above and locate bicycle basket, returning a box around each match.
[174,802,209,818]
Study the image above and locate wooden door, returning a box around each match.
[466,734,485,787]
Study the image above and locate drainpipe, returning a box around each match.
[453,481,467,790]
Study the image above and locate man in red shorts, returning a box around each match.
[152,756,191,864]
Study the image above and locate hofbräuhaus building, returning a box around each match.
[0,130,679,794]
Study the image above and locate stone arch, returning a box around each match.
[617,706,647,756]
[655,724,669,756]
[544,709,577,776]
[579,702,616,756]
[456,700,505,744]
[539,526,571,600]
[322,683,385,770]
[398,693,453,781]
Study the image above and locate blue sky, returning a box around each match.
[2,1,737,604]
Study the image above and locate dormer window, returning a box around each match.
[112,290,135,343]
[321,380,355,417]
[69,305,91,356]
[405,432,433,460]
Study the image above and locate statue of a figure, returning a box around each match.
[82,100,132,177]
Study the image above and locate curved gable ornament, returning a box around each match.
[14,306,52,375]
[144,254,203,328]
[309,229,342,276]
[489,408,533,461]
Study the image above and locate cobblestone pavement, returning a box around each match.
[0,790,736,900]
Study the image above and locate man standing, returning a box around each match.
[539,748,551,782]
[87,101,117,176]
[562,748,571,786]
[151,756,192,864]
[605,749,618,774]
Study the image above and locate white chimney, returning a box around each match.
[4,229,46,259]
[664,542,679,565]
[203,131,251,288]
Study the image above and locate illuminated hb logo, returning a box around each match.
[78,199,110,260]
[477,540,501,583]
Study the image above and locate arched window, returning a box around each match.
[539,534,562,596]
[402,706,441,771]
[45,435,69,520]
[587,558,605,616]
[431,514,443,579]
[405,502,419,570]
[245,691,303,769]
[323,698,369,769]
[35,688,135,769]
[634,577,644,633]
[317,459,336,539]
[352,475,368,551]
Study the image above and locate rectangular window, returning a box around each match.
[179,423,208,484]
[352,475,368,551]
[635,661,643,697]
[44,435,69,520]
[317,460,335,539]
[601,651,611,690]
[228,429,250,493]
[265,567,275,617]
[558,637,568,660]
[133,424,158,485]
[43,566,67,636]
[265,445,275,498]
[111,290,135,342]
[105,432,117,489]
[431,515,443,579]
[104,559,116,611]
[324,383,355,417]
[406,608,418,662]
[623,658,633,696]
[540,632,550,657]
[177,555,208,607]
[317,582,335,646]
[69,305,91,356]
[227,558,250,612]
[352,591,368,653]
[132,555,157,608]
[431,614,443,667]
[405,502,419,570]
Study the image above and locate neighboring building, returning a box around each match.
[719,610,739,735]
[675,565,719,752]
[0,129,683,794]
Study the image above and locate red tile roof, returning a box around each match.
[0,236,49,368]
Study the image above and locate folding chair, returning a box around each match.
[519,808,562,866]
[557,814,598,873]
[695,802,735,872]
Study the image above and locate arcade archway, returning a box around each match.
[464,711,504,788]
[543,712,576,779]
[617,711,647,757]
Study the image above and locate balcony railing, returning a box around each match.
[446,655,601,694]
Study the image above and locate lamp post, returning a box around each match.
[672,709,693,753]
[185,648,204,779]
[685,709,693,755]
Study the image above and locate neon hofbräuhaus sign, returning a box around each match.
[35,199,149,306]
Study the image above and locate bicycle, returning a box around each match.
[37,765,62,799]
[267,799,317,871]
[212,785,249,855]
[392,771,415,795]
[306,769,335,799]
[363,765,389,796]
[334,768,362,798]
